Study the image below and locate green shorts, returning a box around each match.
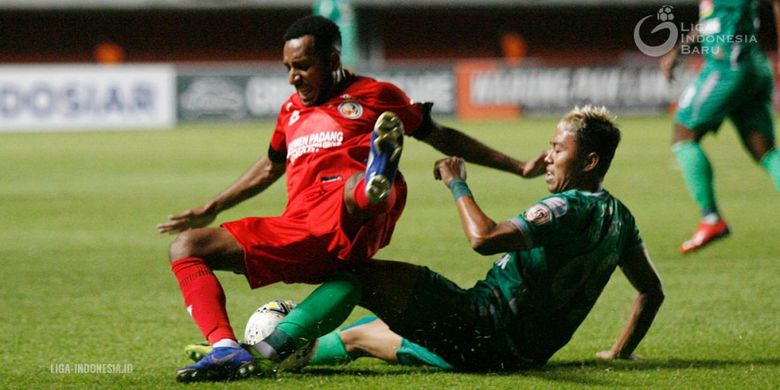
[388,266,523,371]
[675,57,774,142]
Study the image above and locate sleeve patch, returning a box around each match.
[542,197,567,218]
[525,204,551,226]
[509,216,534,247]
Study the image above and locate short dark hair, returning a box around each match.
[559,106,621,177]
[283,15,342,57]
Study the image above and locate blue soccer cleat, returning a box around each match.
[175,345,273,383]
[365,111,404,204]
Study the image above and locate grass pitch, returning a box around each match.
[1,115,778,389]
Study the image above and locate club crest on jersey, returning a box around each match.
[525,204,551,226]
[338,101,363,119]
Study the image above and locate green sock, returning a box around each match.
[274,272,362,351]
[309,315,378,365]
[759,148,780,191]
[310,331,352,365]
[673,141,718,216]
[396,338,454,370]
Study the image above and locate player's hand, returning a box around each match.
[660,48,680,81]
[595,349,640,361]
[156,206,217,234]
[433,156,467,186]
[521,150,550,178]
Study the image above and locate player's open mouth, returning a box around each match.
[545,169,554,182]
[297,85,316,102]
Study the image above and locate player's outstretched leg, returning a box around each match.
[175,345,269,383]
[365,111,404,204]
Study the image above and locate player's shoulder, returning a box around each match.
[347,75,409,104]
[538,189,613,217]
[278,92,301,114]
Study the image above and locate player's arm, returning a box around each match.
[597,244,664,360]
[434,156,528,255]
[156,155,286,234]
[420,116,547,179]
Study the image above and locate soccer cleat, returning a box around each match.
[175,345,273,383]
[679,218,730,254]
[365,111,404,204]
[278,340,318,372]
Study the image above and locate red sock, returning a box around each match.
[171,257,236,344]
[353,178,397,214]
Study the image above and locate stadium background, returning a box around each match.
[3,0,779,131]
[3,1,780,389]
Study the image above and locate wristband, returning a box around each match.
[448,179,472,201]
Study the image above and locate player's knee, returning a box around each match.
[672,124,697,144]
[168,230,200,262]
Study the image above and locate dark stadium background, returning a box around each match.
[2,4,742,64]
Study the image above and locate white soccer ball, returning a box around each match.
[243,299,297,345]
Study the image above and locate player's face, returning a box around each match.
[283,35,335,107]
[544,127,583,193]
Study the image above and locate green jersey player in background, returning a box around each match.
[661,0,780,254]
[239,106,665,371]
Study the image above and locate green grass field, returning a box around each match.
[1,115,778,389]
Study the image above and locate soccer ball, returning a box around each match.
[243,299,297,345]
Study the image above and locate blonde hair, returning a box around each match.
[558,105,615,132]
[558,105,621,177]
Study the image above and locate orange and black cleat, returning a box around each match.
[679,219,730,254]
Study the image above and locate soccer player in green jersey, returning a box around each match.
[250,106,664,371]
[661,0,780,254]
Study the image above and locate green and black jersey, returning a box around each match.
[476,189,643,363]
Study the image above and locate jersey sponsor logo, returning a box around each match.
[494,253,511,269]
[542,197,567,218]
[525,204,551,226]
[288,110,301,126]
[338,101,363,119]
[287,130,345,163]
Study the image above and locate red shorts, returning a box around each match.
[222,177,407,288]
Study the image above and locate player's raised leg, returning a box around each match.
[365,111,404,204]
[169,227,261,382]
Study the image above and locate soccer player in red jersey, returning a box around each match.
[158,15,546,382]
